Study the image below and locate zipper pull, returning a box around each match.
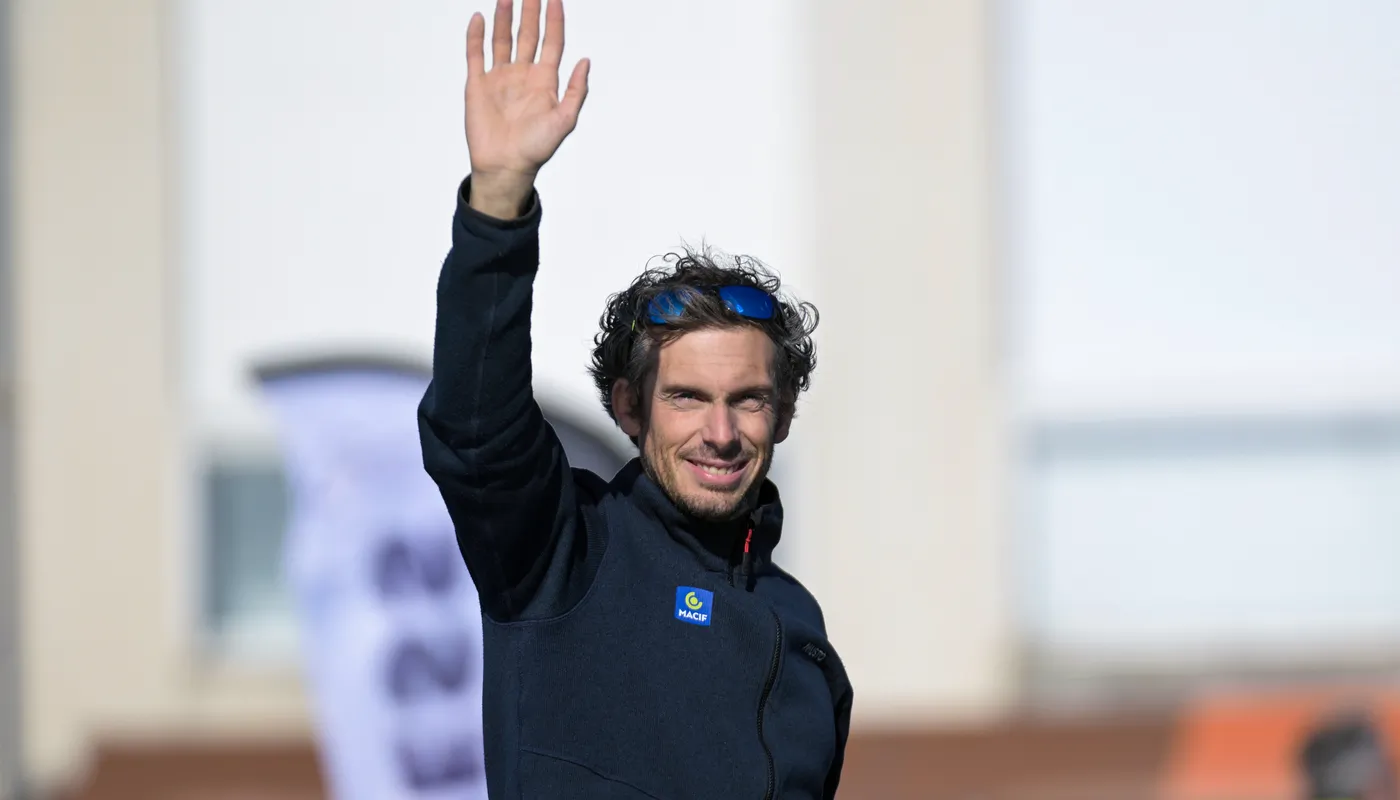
[740,528,754,587]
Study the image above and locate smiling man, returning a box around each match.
[417,1,852,798]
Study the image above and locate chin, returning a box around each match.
[677,491,747,522]
[678,498,747,523]
[643,447,767,522]
[674,471,758,521]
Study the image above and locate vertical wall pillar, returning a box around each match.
[805,0,1016,724]
[12,0,182,785]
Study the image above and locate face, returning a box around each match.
[613,326,791,522]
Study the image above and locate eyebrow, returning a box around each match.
[658,383,774,399]
[730,385,775,398]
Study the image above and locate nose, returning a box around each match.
[701,404,740,456]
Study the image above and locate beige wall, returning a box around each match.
[1,4,19,793]
[11,0,309,789]
[805,0,1014,724]
[11,0,1009,789]
[14,0,176,781]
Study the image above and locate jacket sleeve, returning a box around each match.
[418,176,597,622]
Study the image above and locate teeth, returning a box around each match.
[699,464,738,476]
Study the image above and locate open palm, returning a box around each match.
[466,0,590,179]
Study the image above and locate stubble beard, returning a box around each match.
[640,437,773,523]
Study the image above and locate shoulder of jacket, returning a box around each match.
[765,562,828,633]
[569,466,611,502]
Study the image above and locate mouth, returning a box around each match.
[683,458,749,490]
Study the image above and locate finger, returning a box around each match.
[557,58,590,129]
[491,0,513,68]
[466,13,486,79]
[540,0,565,69]
[515,0,541,63]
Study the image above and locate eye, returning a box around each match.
[668,391,704,408]
[735,394,770,412]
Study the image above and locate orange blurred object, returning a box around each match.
[1161,685,1400,800]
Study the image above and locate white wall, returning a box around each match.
[178,0,812,442]
[1004,0,1400,418]
[1002,0,1400,670]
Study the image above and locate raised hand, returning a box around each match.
[465,0,590,218]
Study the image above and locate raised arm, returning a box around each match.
[418,0,591,621]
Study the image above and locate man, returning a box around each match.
[1298,711,1397,800]
[417,1,852,797]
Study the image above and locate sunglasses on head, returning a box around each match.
[642,285,777,326]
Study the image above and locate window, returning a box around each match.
[201,451,297,657]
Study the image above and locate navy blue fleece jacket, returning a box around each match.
[418,177,853,799]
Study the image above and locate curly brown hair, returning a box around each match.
[588,246,819,436]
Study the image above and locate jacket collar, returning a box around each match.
[617,458,784,572]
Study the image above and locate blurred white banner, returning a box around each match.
[257,359,487,800]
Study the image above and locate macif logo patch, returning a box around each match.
[674,587,713,626]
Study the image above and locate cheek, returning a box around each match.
[739,412,777,447]
[645,406,699,452]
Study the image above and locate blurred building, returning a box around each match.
[5,0,1400,798]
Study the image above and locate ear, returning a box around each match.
[774,407,793,444]
[611,379,644,438]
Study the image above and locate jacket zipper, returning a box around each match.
[757,611,782,800]
[729,527,754,589]
[731,524,780,798]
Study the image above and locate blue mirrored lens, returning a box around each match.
[644,286,776,325]
[646,290,688,324]
[718,286,776,319]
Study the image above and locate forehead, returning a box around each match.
[654,327,775,389]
